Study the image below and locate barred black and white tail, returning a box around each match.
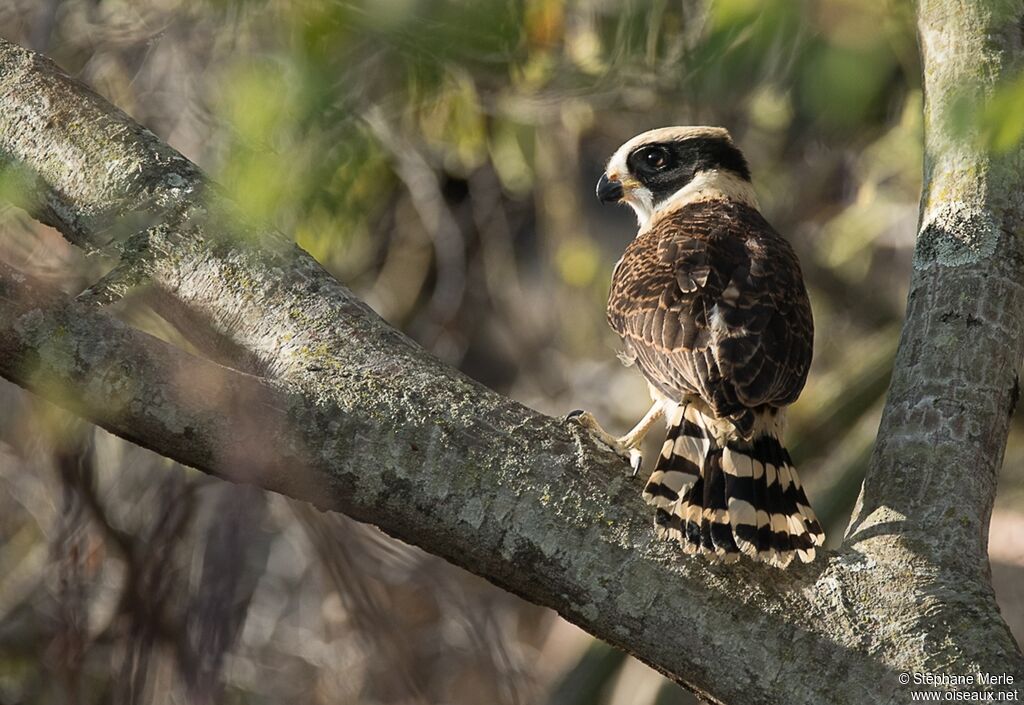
[642,404,824,568]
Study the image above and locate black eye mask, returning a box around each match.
[626,137,751,205]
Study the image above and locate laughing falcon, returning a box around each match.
[572,126,824,568]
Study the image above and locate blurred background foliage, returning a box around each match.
[0,0,1022,703]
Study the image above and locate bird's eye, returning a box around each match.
[640,147,671,170]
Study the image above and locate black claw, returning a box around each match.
[564,409,585,421]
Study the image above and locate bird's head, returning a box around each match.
[597,126,756,227]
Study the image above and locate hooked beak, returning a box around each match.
[596,173,625,204]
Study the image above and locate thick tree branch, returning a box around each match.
[0,23,1021,705]
[848,0,1024,577]
[0,261,325,504]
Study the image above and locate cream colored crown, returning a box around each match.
[606,126,735,173]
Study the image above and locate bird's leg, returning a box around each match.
[566,400,665,476]
[617,400,666,449]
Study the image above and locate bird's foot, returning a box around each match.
[565,409,644,477]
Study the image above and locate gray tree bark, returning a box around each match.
[0,1,1022,701]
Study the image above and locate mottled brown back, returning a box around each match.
[607,199,813,435]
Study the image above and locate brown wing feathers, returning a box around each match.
[612,200,822,566]
[607,200,813,426]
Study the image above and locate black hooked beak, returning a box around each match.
[596,173,624,204]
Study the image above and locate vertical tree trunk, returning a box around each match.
[850,0,1024,573]
[843,0,1024,678]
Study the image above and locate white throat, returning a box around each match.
[628,170,760,231]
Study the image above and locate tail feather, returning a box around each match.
[642,404,701,511]
[704,449,741,562]
[643,404,824,567]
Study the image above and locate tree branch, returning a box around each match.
[0,27,1021,705]
[0,260,325,504]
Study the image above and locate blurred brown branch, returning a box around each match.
[0,12,1022,704]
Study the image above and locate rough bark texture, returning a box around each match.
[851,0,1024,570]
[0,5,1022,701]
[846,0,1024,675]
